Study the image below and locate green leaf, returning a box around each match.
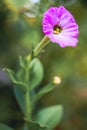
[23,120,49,130]
[4,68,27,92]
[14,86,26,115]
[19,56,26,69]
[0,123,13,130]
[16,68,25,81]
[16,56,26,82]
[36,83,54,98]
[32,83,54,105]
[35,105,63,130]
[29,58,44,90]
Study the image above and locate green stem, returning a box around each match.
[24,36,50,126]
[26,36,50,61]
[34,36,50,56]
[25,91,31,120]
[24,59,31,120]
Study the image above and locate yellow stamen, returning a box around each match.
[53,25,61,35]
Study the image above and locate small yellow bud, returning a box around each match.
[53,76,61,85]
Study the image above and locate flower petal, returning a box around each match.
[50,34,78,48]
[59,6,78,29]
[42,7,62,35]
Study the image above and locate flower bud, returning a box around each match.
[53,76,61,85]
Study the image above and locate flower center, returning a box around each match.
[53,25,61,35]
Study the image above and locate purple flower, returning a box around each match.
[42,6,79,48]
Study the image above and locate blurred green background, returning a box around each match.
[0,0,87,129]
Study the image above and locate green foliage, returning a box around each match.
[0,124,13,130]
[29,58,44,90]
[35,105,63,130]
[19,56,26,69]
[24,120,49,130]
[14,86,26,115]
[32,83,54,105]
[4,57,44,91]
[4,57,44,115]
[16,56,26,82]
[4,68,27,92]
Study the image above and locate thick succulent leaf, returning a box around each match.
[32,83,54,105]
[19,56,26,69]
[23,120,50,130]
[4,68,27,92]
[29,58,44,90]
[35,105,63,130]
[14,86,26,115]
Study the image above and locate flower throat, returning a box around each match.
[53,25,61,35]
